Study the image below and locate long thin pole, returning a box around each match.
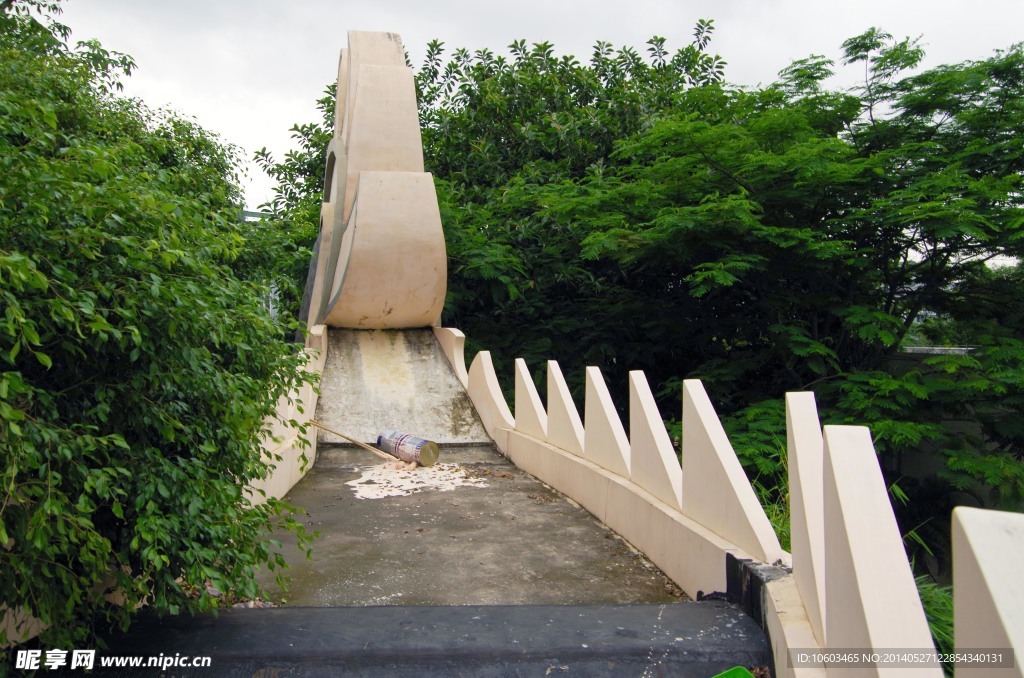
[308,419,393,462]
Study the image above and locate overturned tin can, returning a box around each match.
[376,430,440,467]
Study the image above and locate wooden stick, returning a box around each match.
[308,419,393,462]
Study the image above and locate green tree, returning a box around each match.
[263,24,1023,577]
[422,29,1024,574]
[414,23,727,393]
[251,86,335,331]
[1,1,313,648]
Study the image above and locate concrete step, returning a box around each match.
[97,603,771,676]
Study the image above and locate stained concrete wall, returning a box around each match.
[315,329,490,445]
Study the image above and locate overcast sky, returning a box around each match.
[56,0,1024,210]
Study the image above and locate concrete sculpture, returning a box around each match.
[305,31,446,329]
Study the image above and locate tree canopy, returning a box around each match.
[262,22,1024,579]
[1,1,313,647]
[413,26,1024,572]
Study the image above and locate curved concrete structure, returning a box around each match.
[310,31,446,329]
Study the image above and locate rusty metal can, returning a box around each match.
[376,430,440,467]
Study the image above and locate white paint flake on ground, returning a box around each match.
[345,463,489,499]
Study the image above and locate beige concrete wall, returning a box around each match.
[248,325,328,504]
[1,607,45,648]
[764,577,826,678]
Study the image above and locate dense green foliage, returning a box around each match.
[412,27,1024,575]
[1,2,313,648]
[252,87,335,330]
[263,20,1023,583]
[916,574,955,674]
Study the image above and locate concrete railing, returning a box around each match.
[248,324,329,504]
[436,327,1022,677]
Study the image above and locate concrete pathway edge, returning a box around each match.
[100,603,771,676]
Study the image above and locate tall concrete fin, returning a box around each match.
[311,31,445,330]
[786,391,826,646]
[628,371,683,511]
[321,173,446,328]
[514,359,547,439]
[467,350,514,452]
[953,507,1024,677]
[433,327,468,389]
[546,361,584,456]
[681,380,784,564]
[584,366,631,478]
[307,202,334,328]
[823,426,939,667]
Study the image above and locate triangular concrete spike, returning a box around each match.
[823,426,937,654]
[681,379,783,564]
[546,361,584,456]
[953,507,1024,663]
[432,327,468,389]
[584,366,631,478]
[467,350,514,446]
[629,371,683,511]
[514,359,548,439]
[786,391,826,647]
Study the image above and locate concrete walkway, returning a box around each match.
[255,444,684,606]
[99,443,771,676]
[96,327,771,674]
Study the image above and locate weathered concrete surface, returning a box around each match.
[102,604,771,677]
[315,329,491,445]
[100,448,772,675]
[257,445,683,607]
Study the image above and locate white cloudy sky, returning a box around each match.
[56,0,1023,210]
